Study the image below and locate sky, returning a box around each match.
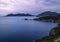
[0,0,60,15]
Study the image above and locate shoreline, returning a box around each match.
[34,23,60,42]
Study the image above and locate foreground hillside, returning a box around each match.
[35,22,60,42]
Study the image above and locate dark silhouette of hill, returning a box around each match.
[34,11,60,22]
[37,11,60,17]
[6,13,34,16]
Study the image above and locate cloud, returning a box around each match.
[0,0,60,15]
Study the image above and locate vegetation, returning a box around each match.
[35,23,60,42]
[38,15,60,20]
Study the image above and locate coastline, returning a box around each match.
[34,23,60,42]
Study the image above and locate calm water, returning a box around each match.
[0,17,57,42]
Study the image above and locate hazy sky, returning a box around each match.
[0,0,60,15]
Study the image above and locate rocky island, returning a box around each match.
[34,11,60,22]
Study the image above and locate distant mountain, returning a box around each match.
[6,13,34,16]
[34,11,60,22]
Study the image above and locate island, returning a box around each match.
[34,11,60,22]
[6,13,34,16]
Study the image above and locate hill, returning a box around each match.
[34,11,60,22]
[6,13,34,16]
[37,11,59,17]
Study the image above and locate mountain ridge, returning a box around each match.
[6,13,34,16]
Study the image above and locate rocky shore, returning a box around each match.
[35,22,60,42]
